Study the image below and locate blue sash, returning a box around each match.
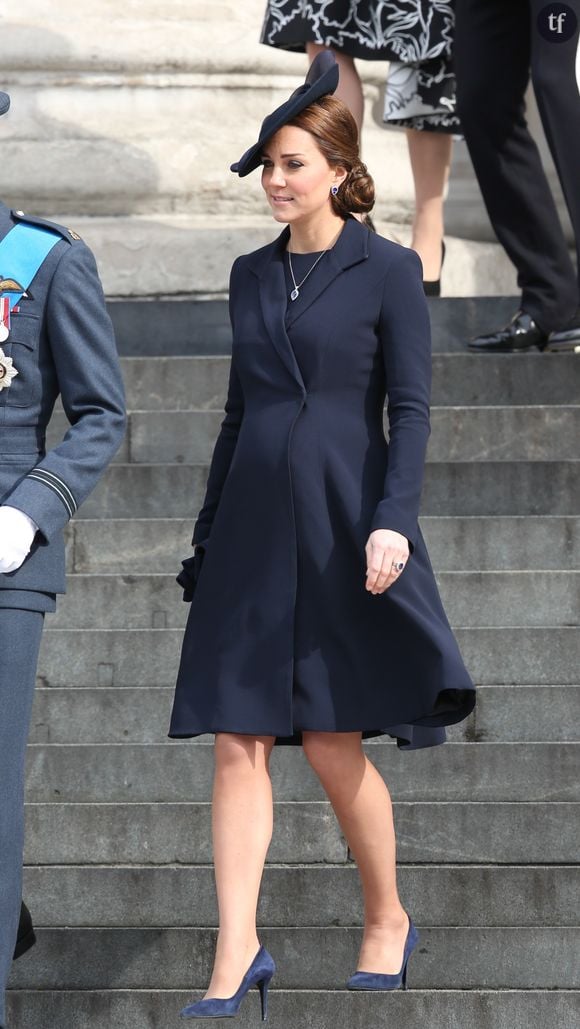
[0,223,61,311]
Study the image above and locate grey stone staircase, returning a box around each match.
[7,298,580,1027]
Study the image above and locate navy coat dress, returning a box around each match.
[169,214,475,748]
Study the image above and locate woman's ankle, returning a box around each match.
[363,908,409,933]
[215,930,260,958]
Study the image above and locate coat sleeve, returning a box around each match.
[5,241,127,541]
[369,246,432,553]
[191,258,245,547]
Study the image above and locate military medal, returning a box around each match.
[0,278,27,341]
[0,293,19,387]
[0,296,10,342]
[0,346,18,391]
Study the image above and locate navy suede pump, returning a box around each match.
[180,945,276,1020]
[346,915,419,991]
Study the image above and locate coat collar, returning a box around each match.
[247,214,370,390]
[246,213,370,279]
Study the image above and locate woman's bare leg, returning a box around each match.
[306,42,364,138]
[406,127,453,280]
[203,732,276,999]
[302,730,408,973]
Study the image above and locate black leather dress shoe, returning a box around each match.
[13,902,36,960]
[545,308,580,352]
[467,310,547,352]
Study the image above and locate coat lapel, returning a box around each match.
[257,234,305,390]
[248,215,370,390]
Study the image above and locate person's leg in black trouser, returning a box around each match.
[531,0,580,297]
[0,610,44,1028]
[454,0,577,333]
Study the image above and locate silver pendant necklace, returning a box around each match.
[287,248,327,301]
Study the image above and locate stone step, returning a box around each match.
[77,462,580,519]
[48,572,580,630]
[65,516,580,573]
[22,865,579,928]
[23,803,579,866]
[28,686,580,745]
[25,743,578,803]
[427,407,580,462]
[7,927,579,989]
[47,406,580,465]
[419,515,580,571]
[114,353,580,409]
[472,686,579,742]
[104,296,558,356]
[6,989,579,1029]
[36,627,580,687]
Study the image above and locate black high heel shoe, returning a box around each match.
[423,240,446,297]
[180,944,276,1020]
[13,902,36,960]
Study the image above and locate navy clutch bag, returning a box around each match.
[176,542,207,602]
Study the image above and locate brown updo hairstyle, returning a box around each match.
[288,94,375,219]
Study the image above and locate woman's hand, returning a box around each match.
[365,528,409,594]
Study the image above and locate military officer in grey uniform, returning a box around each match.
[0,89,126,1028]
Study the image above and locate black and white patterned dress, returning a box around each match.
[260,1,460,133]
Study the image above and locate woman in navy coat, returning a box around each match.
[171,53,475,1020]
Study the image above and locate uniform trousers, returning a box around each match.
[455,0,580,332]
[0,609,44,1029]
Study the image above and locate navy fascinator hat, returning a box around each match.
[0,92,10,116]
[230,50,339,177]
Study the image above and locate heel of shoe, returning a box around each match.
[422,239,446,297]
[402,917,419,990]
[13,927,36,961]
[258,975,272,1021]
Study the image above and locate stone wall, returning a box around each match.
[0,0,571,295]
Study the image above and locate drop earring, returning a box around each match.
[330,184,339,196]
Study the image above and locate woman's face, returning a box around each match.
[260,125,346,224]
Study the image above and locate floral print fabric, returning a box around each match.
[260,1,460,132]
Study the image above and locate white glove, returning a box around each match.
[0,505,39,573]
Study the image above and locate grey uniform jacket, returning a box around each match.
[0,202,126,598]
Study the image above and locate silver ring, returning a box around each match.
[392,560,405,573]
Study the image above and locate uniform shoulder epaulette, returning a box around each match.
[11,209,82,243]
